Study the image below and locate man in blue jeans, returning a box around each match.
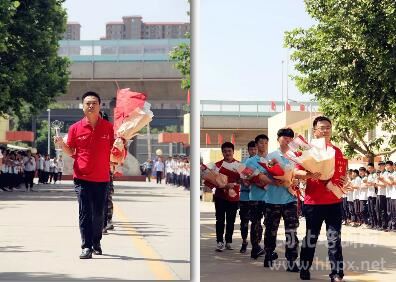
[55,91,115,259]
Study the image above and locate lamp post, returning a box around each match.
[47,109,51,155]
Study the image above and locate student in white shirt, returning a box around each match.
[358,167,369,225]
[37,153,45,184]
[23,150,36,192]
[43,155,51,184]
[366,163,378,229]
[57,155,64,183]
[376,162,388,230]
[383,161,394,231]
[350,170,361,226]
[165,157,173,185]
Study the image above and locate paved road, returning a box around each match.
[0,181,190,281]
[201,201,396,282]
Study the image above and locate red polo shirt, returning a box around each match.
[300,144,344,205]
[67,117,115,182]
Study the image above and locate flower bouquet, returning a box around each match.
[257,157,294,187]
[111,89,154,165]
[201,163,228,188]
[286,135,335,180]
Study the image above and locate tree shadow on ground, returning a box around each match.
[0,246,51,254]
[0,272,126,281]
[99,253,190,264]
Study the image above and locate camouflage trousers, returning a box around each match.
[239,201,250,241]
[264,201,299,261]
[249,201,266,250]
[107,178,114,221]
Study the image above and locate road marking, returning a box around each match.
[113,204,176,280]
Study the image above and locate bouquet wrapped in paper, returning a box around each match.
[257,157,294,187]
[286,135,335,180]
[111,89,154,165]
[235,163,261,180]
[201,163,228,188]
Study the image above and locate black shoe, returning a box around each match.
[79,248,92,259]
[240,242,248,253]
[330,274,343,282]
[106,224,114,231]
[251,247,265,259]
[271,252,278,260]
[93,246,102,255]
[263,256,273,268]
[300,269,311,280]
[287,261,299,272]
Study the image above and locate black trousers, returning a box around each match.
[264,202,299,261]
[24,171,35,189]
[342,198,349,221]
[74,178,108,249]
[386,197,392,229]
[214,196,238,243]
[249,201,266,251]
[239,201,250,241]
[353,199,361,223]
[359,200,368,224]
[300,203,344,279]
[391,199,396,230]
[367,197,377,228]
[376,195,387,229]
[156,171,163,184]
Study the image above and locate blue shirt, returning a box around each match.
[246,155,268,201]
[264,149,296,205]
[240,157,252,201]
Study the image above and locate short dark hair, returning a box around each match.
[359,167,366,171]
[367,162,374,167]
[313,116,332,128]
[385,160,394,166]
[255,134,269,144]
[82,91,101,104]
[277,128,295,138]
[247,141,256,149]
[353,169,359,175]
[378,161,385,166]
[221,142,234,151]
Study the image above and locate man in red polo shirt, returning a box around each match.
[298,116,347,282]
[54,91,115,259]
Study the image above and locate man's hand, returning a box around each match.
[54,136,64,148]
[307,171,321,180]
[225,183,234,189]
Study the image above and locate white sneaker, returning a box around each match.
[216,242,224,252]
[225,243,233,250]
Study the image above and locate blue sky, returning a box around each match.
[198,0,316,102]
[63,0,189,39]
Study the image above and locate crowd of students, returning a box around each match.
[0,148,64,192]
[142,155,190,190]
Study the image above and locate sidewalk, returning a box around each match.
[0,181,190,281]
[201,200,396,282]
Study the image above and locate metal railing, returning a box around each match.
[200,100,319,116]
[58,39,190,62]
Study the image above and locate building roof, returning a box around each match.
[106,21,123,25]
[67,22,81,26]
[122,15,142,19]
[145,22,188,25]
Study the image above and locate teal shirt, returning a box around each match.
[264,149,297,205]
[246,155,268,201]
[240,157,252,202]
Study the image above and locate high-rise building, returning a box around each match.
[63,22,81,40]
[105,16,189,40]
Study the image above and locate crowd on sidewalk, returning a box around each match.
[142,155,190,190]
[0,147,64,192]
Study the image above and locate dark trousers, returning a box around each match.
[264,202,299,261]
[359,200,368,224]
[166,172,171,184]
[104,175,114,227]
[172,172,177,185]
[300,203,344,279]
[239,201,250,241]
[249,201,266,251]
[347,201,355,221]
[37,170,43,183]
[24,171,35,189]
[386,197,392,229]
[74,178,108,249]
[367,197,378,228]
[58,172,63,182]
[376,195,387,229]
[214,196,238,243]
[353,199,361,223]
[391,199,396,230]
[156,171,163,184]
[342,198,349,221]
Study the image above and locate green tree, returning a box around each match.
[169,0,190,112]
[0,0,69,120]
[285,0,396,162]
